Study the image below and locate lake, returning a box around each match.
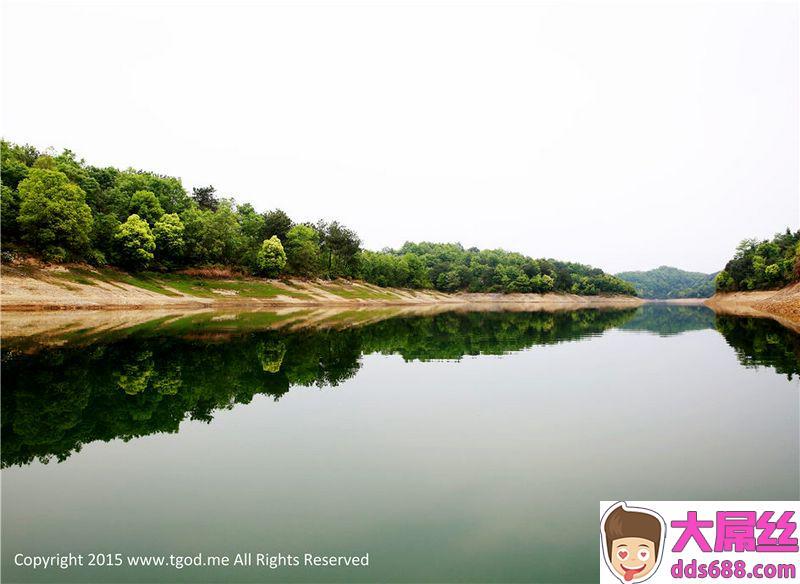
[1,304,798,583]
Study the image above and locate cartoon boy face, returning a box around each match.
[609,537,658,581]
[602,503,665,583]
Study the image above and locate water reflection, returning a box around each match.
[1,305,797,469]
[715,314,800,380]
[620,303,716,336]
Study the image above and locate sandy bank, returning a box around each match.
[0,263,643,312]
[704,283,800,332]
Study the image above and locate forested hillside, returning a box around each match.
[615,266,716,299]
[715,230,799,292]
[0,140,635,296]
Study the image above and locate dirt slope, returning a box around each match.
[0,262,643,311]
[705,282,800,330]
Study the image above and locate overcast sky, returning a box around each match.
[2,1,797,273]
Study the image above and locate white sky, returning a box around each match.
[2,0,798,273]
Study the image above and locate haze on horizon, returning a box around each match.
[2,0,798,274]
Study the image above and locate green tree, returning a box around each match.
[90,213,121,263]
[129,190,164,225]
[191,185,219,211]
[1,185,20,238]
[236,203,267,267]
[717,229,800,292]
[255,236,287,277]
[153,213,185,265]
[108,171,190,218]
[17,168,93,260]
[284,224,321,276]
[181,202,242,264]
[318,220,361,278]
[263,209,293,242]
[1,140,35,190]
[114,214,156,270]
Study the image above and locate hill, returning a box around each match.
[615,266,717,299]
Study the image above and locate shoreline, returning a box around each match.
[704,283,800,332]
[1,292,644,312]
[0,263,643,312]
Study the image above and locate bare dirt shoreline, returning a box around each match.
[0,263,643,312]
[704,283,800,332]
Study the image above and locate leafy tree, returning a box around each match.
[1,140,35,189]
[255,236,287,276]
[318,220,361,278]
[89,213,121,263]
[109,171,190,217]
[181,201,242,264]
[716,229,799,292]
[114,214,156,270]
[263,209,292,242]
[191,185,219,211]
[236,203,267,266]
[284,224,321,276]
[17,168,93,259]
[715,270,735,292]
[1,185,20,238]
[237,203,266,240]
[32,155,57,170]
[128,190,164,225]
[153,213,185,265]
[53,149,101,199]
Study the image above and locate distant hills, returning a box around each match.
[615,266,717,299]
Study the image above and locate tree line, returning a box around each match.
[715,229,799,292]
[0,140,636,295]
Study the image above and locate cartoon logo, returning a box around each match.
[601,502,667,582]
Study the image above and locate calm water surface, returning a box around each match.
[1,305,798,583]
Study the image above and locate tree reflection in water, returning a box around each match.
[1,305,796,468]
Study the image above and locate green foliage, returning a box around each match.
[1,140,37,189]
[52,149,101,198]
[114,214,156,270]
[90,213,121,260]
[1,140,638,296]
[191,185,219,211]
[128,190,164,225]
[360,242,636,295]
[263,209,292,242]
[318,220,360,278]
[152,213,185,265]
[255,236,287,276]
[1,184,20,237]
[717,229,799,292]
[615,266,717,299]
[108,170,190,217]
[181,202,242,265]
[17,168,93,258]
[235,203,266,267]
[358,251,431,288]
[285,224,321,276]
[715,270,735,292]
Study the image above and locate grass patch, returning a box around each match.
[114,272,183,297]
[113,273,314,300]
[205,279,311,299]
[319,282,400,300]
